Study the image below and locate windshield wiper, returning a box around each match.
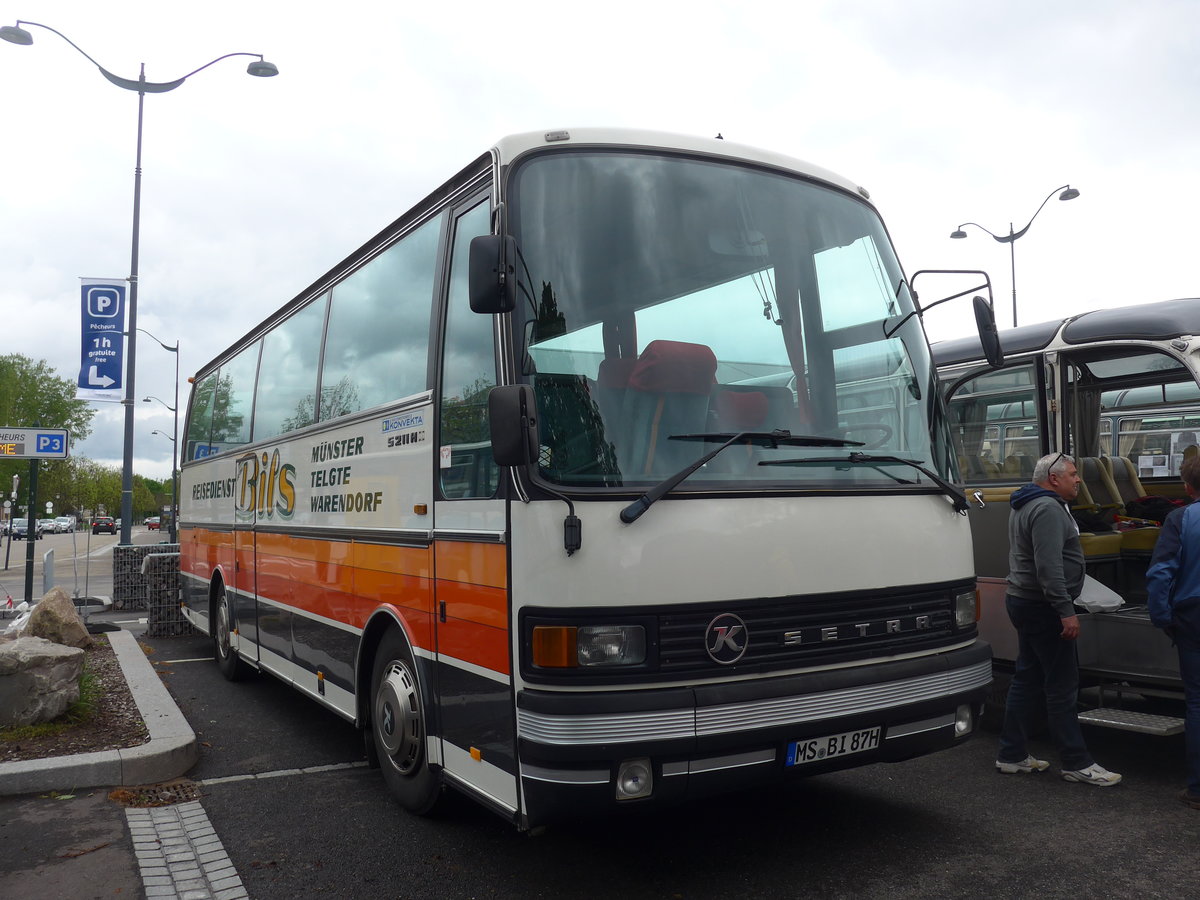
[619,430,863,524]
[761,452,969,513]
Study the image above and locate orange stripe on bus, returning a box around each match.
[436,579,508,630]
[436,616,510,675]
[180,529,506,661]
[434,541,507,589]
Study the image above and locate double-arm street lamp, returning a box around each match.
[1,19,278,545]
[150,427,178,542]
[138,328,177,542]
[950,184,1080,329]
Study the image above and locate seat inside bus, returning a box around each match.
[619,340,718,476]
[1103,455,1148,505]
[1078,456,1124,519]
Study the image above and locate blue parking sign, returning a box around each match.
[77,278,126,402]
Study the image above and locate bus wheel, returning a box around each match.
[213,584,250,682]
[371,630,442,815]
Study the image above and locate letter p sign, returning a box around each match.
[87,286,122,318]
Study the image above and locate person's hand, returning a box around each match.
[1060,614,1080,640]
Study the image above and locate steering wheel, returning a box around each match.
[843,423,893,450]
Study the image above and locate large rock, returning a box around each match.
[0,636,85,727]
[24,587,93,649]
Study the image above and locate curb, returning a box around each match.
[0,629,198,795]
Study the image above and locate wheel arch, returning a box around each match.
[207,566,229,626]
[357,607,424,730]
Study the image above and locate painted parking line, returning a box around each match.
[158,657,215,665]
[197,761,369,786]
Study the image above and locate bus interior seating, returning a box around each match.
[957,455,1000,482]
[709,384,795,432]
[532,372,615,480]
[1103,455,1148,505]
[1078,456,1124,523]
[1101,455,1163,601]
[595,356,638,435]
[1066,458,1125,589]
[1003,455,1034,478]
[620,339,717,476]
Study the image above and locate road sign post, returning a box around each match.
[0,427,69,602]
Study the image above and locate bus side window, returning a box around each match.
[945,362,1040,483]
[439,200,499,499]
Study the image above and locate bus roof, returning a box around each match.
[931,297,1200,368]
[194,129,874,381]
[490,128,869,197]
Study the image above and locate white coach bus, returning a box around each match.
[179,128,992,829]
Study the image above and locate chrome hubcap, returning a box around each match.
[375,660,421,774]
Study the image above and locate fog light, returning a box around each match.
[955,703,973,736]
[616,758,653,800]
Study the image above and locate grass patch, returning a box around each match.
[0,660,103,744]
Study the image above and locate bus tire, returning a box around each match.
[213,584,251,682]
[371,629,442,815]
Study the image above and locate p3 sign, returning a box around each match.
[0,428,70,459]
[37,433,66,455]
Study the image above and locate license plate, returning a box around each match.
[786,726,881,766]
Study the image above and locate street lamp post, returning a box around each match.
[150,429,178,542]
[141,328,179,542]
[950,185,1080,328]
[1,20,277,545]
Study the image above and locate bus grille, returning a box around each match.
[656,586,959,675]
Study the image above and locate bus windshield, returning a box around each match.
[507,150,947,489]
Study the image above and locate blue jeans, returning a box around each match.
[1173,610,1200,795]
[998,595,1093,771]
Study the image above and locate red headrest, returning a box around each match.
[598,357,639,389]
[627,341,717,395]
[716,390,768,430]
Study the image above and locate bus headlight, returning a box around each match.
[531,624,647,668]
[954,590,977,628]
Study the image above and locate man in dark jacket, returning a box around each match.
[1146,454,1200,809]
[996,452,1122,786]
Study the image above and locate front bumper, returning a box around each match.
[516,641,991,826]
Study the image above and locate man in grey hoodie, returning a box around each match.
[995,451,1122,786]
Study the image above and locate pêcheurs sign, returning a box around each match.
[77,277,126,402]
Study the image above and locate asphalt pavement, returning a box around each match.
[0,527,232,899]
[3,542,1200,898]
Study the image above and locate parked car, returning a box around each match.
[92,516,117,535]
[12,518,42,540]
[146,516,161,531]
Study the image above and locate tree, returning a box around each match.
[0,354,95,441]
[0,354,97,513]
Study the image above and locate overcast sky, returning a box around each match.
[2,0,1197,479]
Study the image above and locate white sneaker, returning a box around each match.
[1062,763,1122,787]
[996,755,1050,774]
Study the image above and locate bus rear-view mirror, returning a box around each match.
[489,384,539,466]
[469,234,517,314]
[973,295,1004,369]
